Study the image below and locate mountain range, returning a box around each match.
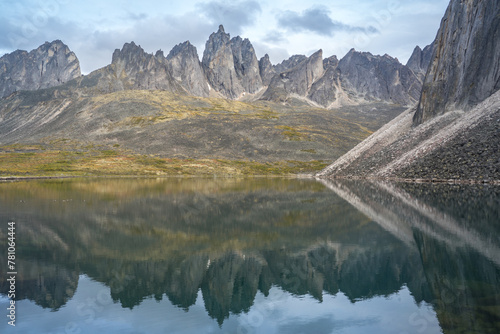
[0,24,430,108]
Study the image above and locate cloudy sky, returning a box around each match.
[0,0,450,74]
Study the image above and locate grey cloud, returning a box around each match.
[0,16,83,52]
[264,31,287,44]
[278,6,378,36]
[125,12,148,21]
[0,20,19,51]
[197,0,261,35]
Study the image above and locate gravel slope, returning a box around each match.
[317,91,500,182]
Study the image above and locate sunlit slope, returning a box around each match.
[0,88,404,169]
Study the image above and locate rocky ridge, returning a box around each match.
[0,25,428,107]
[336,49,423,106]
[261,49,324,102]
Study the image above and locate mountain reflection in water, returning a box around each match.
[0,178,499,333]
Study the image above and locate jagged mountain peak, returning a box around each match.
[113,41,146,54]
[155,50,165,58]
[202,26,231,65]
[274,55,308,73]
[0,39,80,98]
[262,49,324,102]
[342,49,394,63]
[310,49,323,61]
[338,47,421,105]
[167,41,198,60]
[323,55,339,67]
[201,25,265,98]
[259,54,275,86]
[120,41,141,52]
[211,24,230,40]
[406,42,435,81]
[38,39,66,49]
[167,40,209,97]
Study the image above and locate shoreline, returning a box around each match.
[0,173,302,182]
[314,175,500,185]
[2,173,499,185]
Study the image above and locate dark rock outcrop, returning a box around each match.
[406,43,435,81]
[414,0,500,125]
[110,42,177,91]
[262,48,422,107]
[338,49,422,105]
[167,41,209,97]
[77,41,184,94]
[0,40,81,99]
[262,50,324,102]
[308,56,344,108]
[258,54,275,86]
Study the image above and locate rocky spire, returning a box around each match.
[202,24,244,98]
[167,41,209,97]
[230,36,263,94]
[259,54,275,86]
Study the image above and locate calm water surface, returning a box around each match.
[0,178,499,334]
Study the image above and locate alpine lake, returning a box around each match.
[0,177,499,334]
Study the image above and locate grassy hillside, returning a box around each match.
[0,88,405,176]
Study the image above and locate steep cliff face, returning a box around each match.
[0,40,81,98]
[167,41,209,97]
[338,49,422,105]
[414,0,500,125]
[230,36,263,94]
